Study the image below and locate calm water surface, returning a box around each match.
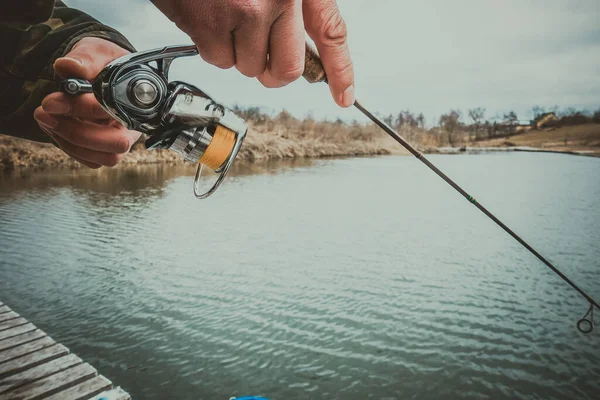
[1,153,599,399]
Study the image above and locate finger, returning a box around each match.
[37,124,101,168]
[233,21,270,78]
[50,133,123,168]
[41,92,111,120]
[54,37,130,80]
[193,31,236,70]
[303,0,355,107]
[34,107,141,154]
[258,3,305,88]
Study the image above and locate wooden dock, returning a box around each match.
[0,300,131,400]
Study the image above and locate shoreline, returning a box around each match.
[434,146,600,158]
[0,130,402,172]
[2,122,599,172]
[2,136,598,174]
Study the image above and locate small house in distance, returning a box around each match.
[532,112,559,129]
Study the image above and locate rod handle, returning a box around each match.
[303,42,327,84]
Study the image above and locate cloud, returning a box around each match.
[66,0,600,123]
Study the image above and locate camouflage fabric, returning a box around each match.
[0,1,136,143]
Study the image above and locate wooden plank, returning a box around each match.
[0,307,10,315]
[0,354,82,394]
[0,324,36,341]
[0,337,55,364]
[0,318,29,334]
[0,344,69,378]
[0,312,19,324]
[0,331,46,352]
[44,375,112,400]
[88,387,131,400]
[0,363,97,400]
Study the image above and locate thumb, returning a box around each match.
[54,37,130,80]
[303,0,355,108]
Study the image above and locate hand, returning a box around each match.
[152,0,355,107]
[34,37,142,169]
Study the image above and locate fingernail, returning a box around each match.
[43,98,70,114]
[35,111,59,129]
[342,84,355,108]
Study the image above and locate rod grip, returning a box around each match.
[303,42,327,84]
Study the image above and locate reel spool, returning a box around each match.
[147,122,242,199]
[145,108,246,199]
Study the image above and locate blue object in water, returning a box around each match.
[232,397,270,400]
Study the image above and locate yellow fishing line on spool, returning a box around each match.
[199,125,236,170]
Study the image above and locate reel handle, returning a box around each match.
[303,42,327,84]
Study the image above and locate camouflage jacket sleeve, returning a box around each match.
[0,1,136,143]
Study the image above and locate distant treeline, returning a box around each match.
[234,105,600,148]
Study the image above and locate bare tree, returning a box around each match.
[532,105,545,120]
[468,107,486,140]
[417,113,425,129]
[396,110,418,129]
[439,109,463,147]
[383,114,394,127]
[503,111,518,126]
[561,107,578,117]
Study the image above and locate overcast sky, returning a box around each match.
[68,0,600,125]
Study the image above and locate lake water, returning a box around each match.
[1,153,599,400]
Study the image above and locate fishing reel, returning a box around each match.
[60,45,247,199]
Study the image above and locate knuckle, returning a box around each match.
[211,59,235,70]
[202,54,234,69]
[202,18,224,35]
[330,59,353,82]
[237,0,265,21]
[320,9,347,45]
[262,81,283,89]
[276,63,304,83]
[238,63,266,78]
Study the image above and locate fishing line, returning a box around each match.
[200,125,236,170]
[354,100,598,334]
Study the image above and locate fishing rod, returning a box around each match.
[62,43,597,333]
[303,43,598,334]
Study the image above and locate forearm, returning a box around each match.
[0,1,135,143]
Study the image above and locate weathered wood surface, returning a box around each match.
[0,318,29,332]
[0,323,36,341]
[0,336,55,364]
[0,362,97,400]
[0,344,69,377]
[0,301,131,399]
[0,311,19,323]
[44,375,112,400]
[0,353,81,394]
[0,330,46,352]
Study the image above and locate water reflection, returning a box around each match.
[0,158,319,198]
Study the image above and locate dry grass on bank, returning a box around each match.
[0,114,403,171]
